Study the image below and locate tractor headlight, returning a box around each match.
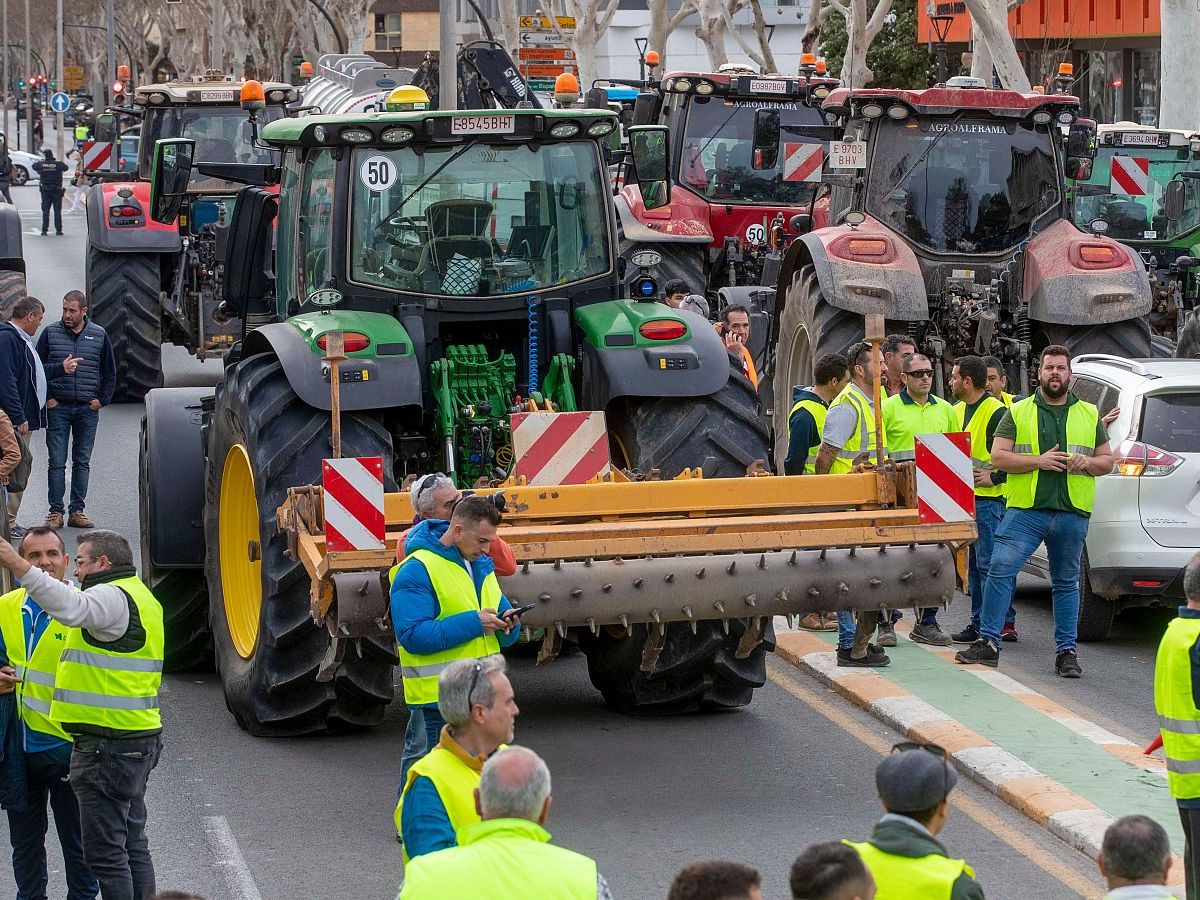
[549,122,580,138]
[340,127,374,143]
[587,120,615,137]
[381,126,415,144]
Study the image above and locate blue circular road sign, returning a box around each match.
[50,91,70,112]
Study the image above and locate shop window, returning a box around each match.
[1132,49,1160,127]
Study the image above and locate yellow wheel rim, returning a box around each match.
[219,444,262,659]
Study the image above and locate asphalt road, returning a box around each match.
[0,179,1148,899]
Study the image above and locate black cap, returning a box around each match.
[876,749,957,813]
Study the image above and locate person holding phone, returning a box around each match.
[391,496,525,834]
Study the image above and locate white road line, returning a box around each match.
[203,815,263,900]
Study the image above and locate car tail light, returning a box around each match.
[316,332,371,352]
[1114,440,1183,477]
[638,320,687,341]
[1132,579,1164,588]
[121,206,138,216]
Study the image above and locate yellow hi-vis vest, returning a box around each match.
[827,384,881,475]
[1155,614,1200,800]
[954,395,1006,499]
[1000,391,1014,408]
[788,397,828,474]
[0,588,71,742]
[845,839,973,900]
[1004,396,1099,514]
[400,818,598,900]
[396,548,501,706]
[396,741,483,863]
[49,575,163,733]
[881,392,958,462]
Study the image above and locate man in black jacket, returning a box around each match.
[36,291,114,529]
[31,150,67,236]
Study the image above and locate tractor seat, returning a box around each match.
[426,199,494,238]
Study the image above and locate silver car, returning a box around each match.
[1025,355,1200,639]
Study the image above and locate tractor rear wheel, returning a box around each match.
[771,264,863,469]
[586,354,771,715]
[205,352,397,736]
[87,247,163,402]
[0,270,26,321]
[1036,318,1151,362]
[1178,312,1200,359]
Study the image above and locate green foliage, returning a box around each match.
[820,0,939,89]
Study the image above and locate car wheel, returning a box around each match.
[12,166,27,187]
[1076,549,1115,642]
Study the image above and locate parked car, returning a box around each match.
[1025,355,1200,639]
[7,147,43,185]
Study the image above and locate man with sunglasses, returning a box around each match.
[882,353,960,647]
[397,473,517,577]
[845,743,983,899]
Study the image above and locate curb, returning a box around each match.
[775,630,1185,886]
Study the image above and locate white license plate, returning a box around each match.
[451,114,516,135]
[1120,133,1162,146]
[750,79,788,94]
[199,90,237,102]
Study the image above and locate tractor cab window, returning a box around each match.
[350,141,611,298]
[298,149,336,299]
[679,96,826,205]
[1073,146,1200,242]
[141,105,284,187]
[866,117,1061,254]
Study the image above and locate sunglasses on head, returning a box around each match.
[415,473,448,502]
[467,659,483,708]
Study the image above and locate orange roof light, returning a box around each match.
[1058,62,1074,76]
[553,72,580,105]
[645,50,661,66]
[298,61,314,78]
[116,64,130,81]
[240,79,266,110]
[815,58,828,74]
[801,52,817,66]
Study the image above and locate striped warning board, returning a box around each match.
[512,411,611,485]
[1110,155,1149,196]
[81,141,112,171]
[783,142,824,183]
[322,456,385,552]
[915,431,975,523]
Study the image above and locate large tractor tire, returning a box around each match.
[619,221,707,299]
[87,247,163,402]
[0,270,26,322]
[770,264,863,469]
[205,353,397,736]
[586,353,771,715]
[1037,318,1151,362]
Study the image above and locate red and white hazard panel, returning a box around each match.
[1110,156,1149,196]
[81,141,112,171]
[782,142,824,183]
[511,411,611,486]
[322,456,385,552]
[914,432,976,524]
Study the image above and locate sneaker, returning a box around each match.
[951,624,980,645]
[954,639,999,668]
[876,620,897,647]
[1055,649,1082,678]
[8,523,27,539]
[1000,622,1018,643]
[837,644,891,667]
[68,510,94,528]
[798,612,831,631]
[43,511,64,529]
[40,230,47,236]
[910,622,952,647]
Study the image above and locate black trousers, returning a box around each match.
[1182,805,1200,900]
[0,179,11,203]
[40,189,62,234]
[70,734,162,900]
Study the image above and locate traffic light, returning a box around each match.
[49,80,55,89]
[17,79,24,89]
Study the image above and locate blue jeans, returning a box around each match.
[837,611,856,650]
[397,705,446,805]
[980,507,1090,651]
[968,498,1012,628]
[45,403,99,514]
[7,744,98,900]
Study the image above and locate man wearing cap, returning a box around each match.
[32,150,68,237]
[844,745,984,899]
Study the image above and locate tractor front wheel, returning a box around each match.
[87,247,163,402]
[0,269,26,321]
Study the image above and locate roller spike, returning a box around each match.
[651,609,662,624]
[869,577,882,587]
[664,572,675,584]
[689,620,698,634]
[787,614,797,629]
[570,589,583,599]
[614,556,624,565]
[932,562,944,576]
[788,550,798,566]
[722,619,730,635]
[757,554,767,569]
[522,560,531,574]
[879,544,888,554]
[819,548,827,561]
[942,596,950,609]
[633,577,644,589]
[538,593,551,602]
[726,561,737,575]
[713,600,725,614]
[808,588,820,598]
[744,593,757,608]
[696,567,706,579]
[911,604,920,617]
[587,617,599,635]
[584,558,593,567]
[555,621,566,638]
[682,605,694,619]
[602,583,613,593]
[837,582,850,594]
[553,559,563,570]
[900,571,913,582]
[848,546,857,558]
[619,614,630,632]
[775,588,789,604]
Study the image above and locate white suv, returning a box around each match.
[1025,355,1200,639]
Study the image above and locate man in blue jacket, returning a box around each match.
[390,496,524,818]
[35,290,116,530]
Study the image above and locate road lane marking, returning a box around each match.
[766,662,1105,899]
[203,815,262,900]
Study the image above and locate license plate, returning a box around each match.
[830,140,867,169]
[749,79,788,95]
[199,90,238,102]
[1120,132,1163,146]
[451,114,515,135]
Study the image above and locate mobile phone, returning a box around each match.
[502,603,537,619]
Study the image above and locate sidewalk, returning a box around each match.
[775,618,1185,887]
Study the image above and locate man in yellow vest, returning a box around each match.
[815,342,889,667]
[955,345,1114,675]
[847,743,983,900]
[949,355,1015,646]
[0,529,163,900]
[397,654,518,860]
[0,526,97,899]
[983,356,1014,409]
[882,352,960,646]
[400,745,610,899]
[1153,551,1200,897]
[392,497,523,799]
[881,334,917,398]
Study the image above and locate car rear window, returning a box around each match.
[1140,393,1200,452]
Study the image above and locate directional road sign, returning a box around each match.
[49,91,70,113]
[518,47,576,61]
[519,14,576,29]
[519,31,570,46]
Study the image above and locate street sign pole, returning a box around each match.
[105,0,113,104]
[438,0,455,110]
[55,0,62,159]
[23,0,30,152]
[3,0,9,149]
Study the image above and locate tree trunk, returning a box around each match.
[694,0,731,68]
[969,17,993,83]
[1160,0,1200,130]
[800,0,828,56]
[962,0,1030,90]
[496,0,521,58]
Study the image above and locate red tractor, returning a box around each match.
[766,75,1154,465]
[616,62,840,303]
[84,72,297,400]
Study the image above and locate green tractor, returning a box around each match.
[138,107,775,733]
[1072,122,1200,356]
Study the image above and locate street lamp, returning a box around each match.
[928,4,955,84]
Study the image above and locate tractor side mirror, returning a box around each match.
[1066,118,1097,160]
[628,124,671,211]
[752,109,780,170]
[1165,179,1187,222]
[93,112,118,145]
[149,138,195,225]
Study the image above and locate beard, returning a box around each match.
[1041,378,1067,399]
